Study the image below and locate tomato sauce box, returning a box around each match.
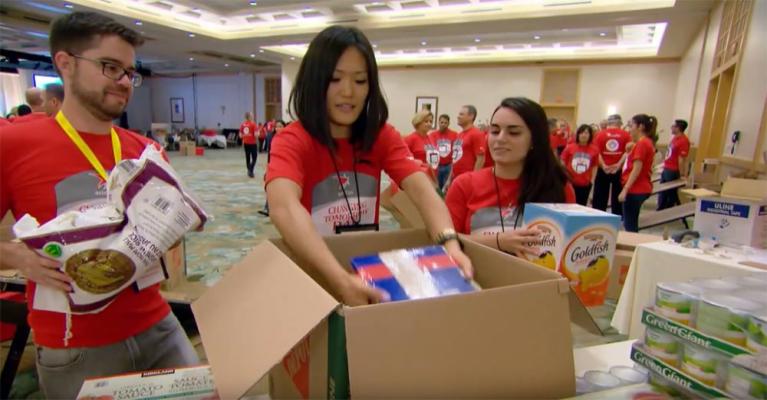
[523,203,621,306]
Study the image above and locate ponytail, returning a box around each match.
[632,114,658,143]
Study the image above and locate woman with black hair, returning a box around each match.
[618,114,657,232]
[561,124,599,206]
[446,97,575,257]
[265,26,472,306]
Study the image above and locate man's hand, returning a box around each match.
[618,190,628,203]
[1,242,72,292]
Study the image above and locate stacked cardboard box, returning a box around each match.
[77,365,217,399]
[179,141,196,156]
[694,178,767,248]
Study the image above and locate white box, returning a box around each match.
[77,365,218,400]
[693,178,767,249]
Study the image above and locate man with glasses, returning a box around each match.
[0,12,198,398]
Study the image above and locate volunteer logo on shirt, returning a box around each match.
[244,127,250,134]
[571,152,592,174]
[56,171,109,215]
[606,139,620,152]
[436,139,451,158]
[452,139,464,162]
[665,144,674,161]
[470,207,518,235]
[311,172,378,235]
[425,144,439,169]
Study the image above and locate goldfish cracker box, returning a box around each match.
[523,203,620,306]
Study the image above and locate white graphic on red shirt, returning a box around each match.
[426,147,440,169]
[452,139,464,162]
[437,140,451,158]
[571,152,592,174]
[606,139,620,152]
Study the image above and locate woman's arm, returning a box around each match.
[400,172,473,279]
[267,178,384,306]
[468,230,541,257]
[618,160,642,202]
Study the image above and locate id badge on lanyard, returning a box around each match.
[335,222,379,235]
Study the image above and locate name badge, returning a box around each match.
[335,223,379,235]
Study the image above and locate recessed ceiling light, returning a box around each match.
[420,41,427,46]
[249,1,257,5]
[250,53,256,57]
[224,63,229,67]
[372,43,378,48]
[474,38,481,43]
[188,33,196,37]
[189,57,194,61]
[599,32,607,36]
[533,35,541,40]
[135,21,143,26]
[290,57,296,60]
[64,3,73,8]
[259,49,265,53]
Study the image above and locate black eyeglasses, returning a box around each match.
[69,53,143,87]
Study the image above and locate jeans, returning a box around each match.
[657,168,681,210]
[265,132,274,154]
[623,193,650,232]
[437,164,452,190]
[244,143,258,174]
[37,313,199,399]
[593,168,623,216]
[573,184,592,206]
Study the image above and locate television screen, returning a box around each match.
[33,74,62,89]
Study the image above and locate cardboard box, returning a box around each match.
[616,231,662,252]
[192,229,579,399]
[607,249,634,301]
[523,203,621,306]
[694,178,767,248]
[76,365,218,400]
[180,141,196,156]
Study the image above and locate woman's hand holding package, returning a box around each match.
[0,242,72,292]
[497,229,542,258]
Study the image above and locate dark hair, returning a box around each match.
[438,114,450,121]
[632,114,658,140]
[289,25,386,153]
[49,12,144,76]
[462,105,477,122]
[45,83,65,101]
[491,97,568,212]
[275,119,286,127]
[547,118,558,130]
[17,105,32,116]
[576,124,594,144]
[674,119,688,132]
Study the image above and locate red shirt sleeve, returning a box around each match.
[679,137,690,158]
[560,144,574,171]
[380,125,422,186]
[445,174,472,234]
[564,183,576,203]
[472,131,486,156]
[264,126,308,188]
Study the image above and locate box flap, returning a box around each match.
[721,177,767,202]
[390,191,425,229]
[190,241,338,399]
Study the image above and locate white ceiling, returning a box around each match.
[0,0,715,74]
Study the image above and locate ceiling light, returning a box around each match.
[64,3,73,8]
[249,1,257,5]
[135,21,143,26]
[474,38,481,43]
[188,33,196,37]
[533,35,541,40]
[599,32,607,36]
[259,49,265,53]
[290,57,296,60]
[250,53,256,57]
[420,41,427,46]
[372,43,378,48]
[224,63,229,67]
[189,57,194,61]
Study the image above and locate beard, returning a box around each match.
[71,67,130,121]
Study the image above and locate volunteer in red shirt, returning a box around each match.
[429,114,458,191]
[619,114,658,232]
[259,120,286,217]
[258,121,268,152]
[239,111,258,178]
[592,114,632,216]
[658,119,690,210]
[548,118,566,157]
[561,124,599,206]
[43,83,65,117]
[404,110,438,167]
[0,12,197,399]
[446,97,575,257]
[448,105,485,186]
[0,118,9,127]
[12,88,49,124]
[265,25,472,306]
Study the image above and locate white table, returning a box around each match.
[610,241,762,339]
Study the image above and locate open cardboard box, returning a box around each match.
[192,229,590,399]
[694,177,767,248]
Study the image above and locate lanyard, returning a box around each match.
[328,146,361,226]
[55,111,121,181]
[492,167,521,232]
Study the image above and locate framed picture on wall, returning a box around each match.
[170,97,184,123]
[415,96,438,128]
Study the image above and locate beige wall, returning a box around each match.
[280,61,680,137]
[673,21,708,143]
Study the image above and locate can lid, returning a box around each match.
[701,293,762,313]
[657,281,703,297]
[690,278,740,292]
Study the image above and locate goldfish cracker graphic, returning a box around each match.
[563,228,615,306]
[524,220,562,273]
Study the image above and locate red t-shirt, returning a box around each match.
[0,118,170,348]
[265,122,421,235]
[561,143,600,187]
[258,124,267,140]
[550,130,567,150]
[12,112,48,125]
[0,118,11,127]
[451,127,485,179]
[403,132,439,169]
[239,120,257,145]
[482,133,494,168]
[428,129,458,166]
[594,128,632,166]
[622,136,655,194]
[663,134,690,172]
[446,168,576,235]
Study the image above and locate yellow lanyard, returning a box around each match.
[55,111,121,181]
